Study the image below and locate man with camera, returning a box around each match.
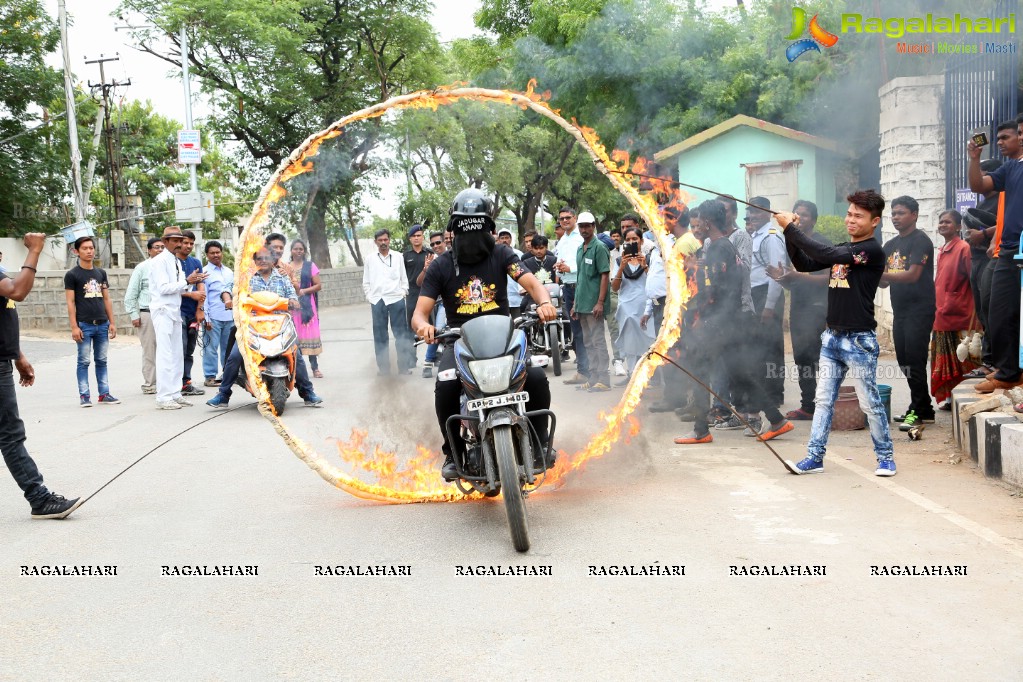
[968,120,1023,393]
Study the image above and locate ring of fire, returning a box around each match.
[233,82,692,504]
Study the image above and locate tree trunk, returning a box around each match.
[305,188,333,269]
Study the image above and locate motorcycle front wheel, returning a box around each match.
[547,326,562,377]
[493,424,530,552]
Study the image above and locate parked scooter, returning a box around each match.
[236,291,298,415]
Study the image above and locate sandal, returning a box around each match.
[313,369,324,378]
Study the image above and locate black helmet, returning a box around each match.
[448,188,495,233]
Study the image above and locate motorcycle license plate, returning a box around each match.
[466,392,529,411]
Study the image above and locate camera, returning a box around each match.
[622,241,640,257]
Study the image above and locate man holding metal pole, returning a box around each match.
[1,234,81,518]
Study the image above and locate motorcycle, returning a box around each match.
[236,291,298,415]
[430,313,558,553]
[521,283,568,376]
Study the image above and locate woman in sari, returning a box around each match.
[290,240,324,377]
[931,210,977,408]
[611,226,654,385]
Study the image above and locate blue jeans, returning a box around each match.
[371,299,413,374]
[218,345,315,400]
[203,319,234,379]
[806,329,893,462]
[0,360,50,506]
[561,284,589,376]
[76,321,110,397]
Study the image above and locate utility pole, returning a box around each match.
[180,26,201,235]
[86,54,136,264]
[86,55,129,226]
[57,0,84,221]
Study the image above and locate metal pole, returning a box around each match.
[180,25,201,233]
[180,26,198,193]
[58,0,85,221]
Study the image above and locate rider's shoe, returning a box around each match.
[441,455,458,481]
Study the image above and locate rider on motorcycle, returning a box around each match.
[412,188,559,480]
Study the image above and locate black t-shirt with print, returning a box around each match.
[520,253,558,285]
[63,265,109,323]
[785,227,886,332]
[420,245,525,328]
[0,295,19,361]
[789,231,832,310]
[701,237,743,329]
[883,229,936,312]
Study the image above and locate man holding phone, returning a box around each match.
[178,230,207,397]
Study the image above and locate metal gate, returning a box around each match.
[943,0,1019,204]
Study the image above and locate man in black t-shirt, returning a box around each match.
[880,195,936,428]
[777,190,895,477]
[968,123,1023,393]
[673,201,792,445]
[412,188,557,480]
[2,234,81,518]
[403,224,429,365]
[768,200,830,420]
[64,236,118,407]
[519,234,559,310]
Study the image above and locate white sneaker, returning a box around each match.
[156,400,183,410]
[612,359,627,377]
[174,397,194,407]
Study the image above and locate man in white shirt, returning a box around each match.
[497,227,524,315]
[363,228,412,376]
[201,241,235,386]
[746,196,788,408]
[149,226,205,409]
[553,207,588,383]
[123,237,164,394]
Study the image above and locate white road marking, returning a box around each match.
[830,456,1023,560]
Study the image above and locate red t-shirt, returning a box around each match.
[933,236,974,331]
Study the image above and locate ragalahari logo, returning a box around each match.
[785,7,839,62]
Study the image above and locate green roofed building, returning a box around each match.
[654,114,856,217]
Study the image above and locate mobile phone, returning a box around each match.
[623,241,640,257]
[972,130,989,147]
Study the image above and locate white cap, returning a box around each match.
[577,211,595,224]
[497,227,513,236]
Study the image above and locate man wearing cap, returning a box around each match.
[554,207,588,383]
[571,211,613,391]
[497,227,524,316]
[149,227,205,409]
[403,225,429,367]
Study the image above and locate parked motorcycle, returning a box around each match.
[236,291,298,415]
[431,313,558,552]
[521,283,567,376]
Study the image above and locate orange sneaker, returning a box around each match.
[760,420,795,441]
[673,432,713,445]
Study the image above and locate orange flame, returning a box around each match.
[236,83,694,503]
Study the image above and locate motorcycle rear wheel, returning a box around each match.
[494,424,530,552]
[267,376,289,416]
[547,327,562,377]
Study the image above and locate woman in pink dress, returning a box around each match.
[290,240,324,377]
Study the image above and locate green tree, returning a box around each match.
[118,0,444,267]
[0,0,66,235]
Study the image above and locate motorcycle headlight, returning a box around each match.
[468,355,515,394]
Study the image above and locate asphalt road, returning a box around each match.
[2,304,1022,680]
